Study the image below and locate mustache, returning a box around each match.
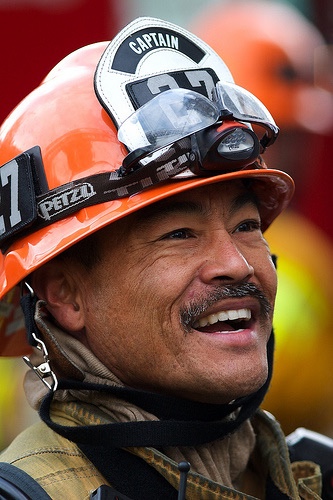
[180,283,272,331]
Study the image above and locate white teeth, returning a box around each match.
[194,308,251,329]
[228,310,239,320]
[198,318,209,327]
[218,311,229,322]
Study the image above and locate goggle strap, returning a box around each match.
[0,141,193,252]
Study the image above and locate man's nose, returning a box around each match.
[198,231,254,285]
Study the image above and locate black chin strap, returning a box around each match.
[38,335,274,499]
[39,333,274,448]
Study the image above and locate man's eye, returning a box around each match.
[162,228,192,239]
[236,220,261,232]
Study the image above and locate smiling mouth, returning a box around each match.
[193,308,252,333]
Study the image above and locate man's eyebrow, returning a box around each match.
[137,200,204,226]
[135,190,260,227]
[230,191,260,215]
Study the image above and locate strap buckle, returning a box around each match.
[23,332,58,392]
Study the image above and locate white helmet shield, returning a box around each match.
[94,16,234,152]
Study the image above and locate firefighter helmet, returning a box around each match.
[0,17,294,355]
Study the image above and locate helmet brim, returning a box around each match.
[0,166,293,356]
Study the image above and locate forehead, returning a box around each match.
[134,180,259,221]
[94,180,259,251]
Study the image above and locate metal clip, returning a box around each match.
[21,280,35,297]
[23,332,58,392]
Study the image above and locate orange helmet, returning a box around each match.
[191,0,333,134]
[0,17,294,356]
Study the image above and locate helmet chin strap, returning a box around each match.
[34,332,275,448]
[20,277,275,447]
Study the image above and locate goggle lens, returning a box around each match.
[118,89,218,152]
[118,83,279,155]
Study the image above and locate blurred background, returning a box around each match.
[0,0,332,449]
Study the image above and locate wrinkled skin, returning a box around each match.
[33,181,277,404]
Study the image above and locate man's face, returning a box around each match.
[76,180,277,404]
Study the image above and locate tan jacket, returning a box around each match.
[0,400,322,500]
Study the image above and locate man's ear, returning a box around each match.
[30,260,85,333]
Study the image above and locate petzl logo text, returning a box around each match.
[38,183,95,221]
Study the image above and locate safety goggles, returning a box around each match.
[118,82,279,175]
